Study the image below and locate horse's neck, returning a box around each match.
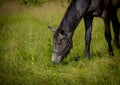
[58,0,92,32]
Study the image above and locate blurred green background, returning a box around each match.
[0,0,120,85]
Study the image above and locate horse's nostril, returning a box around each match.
[52,60,58,64]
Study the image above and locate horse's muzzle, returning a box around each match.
[51,53,62,64]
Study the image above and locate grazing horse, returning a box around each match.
[49,0,120,64]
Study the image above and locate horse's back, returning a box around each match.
[112,0,120,8]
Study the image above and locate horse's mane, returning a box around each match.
[58,0,79,32]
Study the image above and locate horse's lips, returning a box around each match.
[51,53,62,64]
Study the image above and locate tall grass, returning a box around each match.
[0,2,120,85]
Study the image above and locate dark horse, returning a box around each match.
[49,0,120,64]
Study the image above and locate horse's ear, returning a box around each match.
[48,26,56,32]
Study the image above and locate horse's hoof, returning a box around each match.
[109,52,114,56]
[86,54,90,59]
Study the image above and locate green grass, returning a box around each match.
[0,1,120,85]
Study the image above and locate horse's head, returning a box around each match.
[48,26,72,64]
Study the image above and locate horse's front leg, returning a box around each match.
[102,10,114,56]
[84,15,93,58]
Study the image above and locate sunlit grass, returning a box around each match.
[0,1,120,85]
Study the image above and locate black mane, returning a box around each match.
[58,0,81,32]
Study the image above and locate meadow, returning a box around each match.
[0,1,120,85]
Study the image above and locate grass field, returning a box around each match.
[0,1,120,85]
